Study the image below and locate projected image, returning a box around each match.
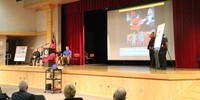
[126,8,155,47]
[107,1,174,60]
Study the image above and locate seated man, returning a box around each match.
[113,87,127,100]
[29,48,40,66]
[64,84,83,100]
[62,46,72,66]
[12,80,35,100]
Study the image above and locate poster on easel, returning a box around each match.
[154,23,165,50]
[14,46,27,61]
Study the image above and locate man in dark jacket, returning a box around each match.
[29,48,40,66]
[12,80,35,100]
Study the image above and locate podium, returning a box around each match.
[44,48,55,58]
[43,48,55,67]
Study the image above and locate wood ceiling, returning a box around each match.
[24,0,79,10]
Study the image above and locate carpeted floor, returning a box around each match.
[0,84,112,100]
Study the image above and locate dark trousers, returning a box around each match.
[149,50,155,67]
[159,51,167,69]
[30,57,40,65]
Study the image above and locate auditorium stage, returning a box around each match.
[1,64,200,100]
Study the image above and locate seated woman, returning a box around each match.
[56,48,62,65]
[42,52,56,67]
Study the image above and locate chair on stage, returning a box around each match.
[85,53,95,64]
[71,53,80,65]
[89,53,95,64]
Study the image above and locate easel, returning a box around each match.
[15,61,24,65]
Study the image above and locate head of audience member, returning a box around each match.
[113,87,127,100]
[64,84,76,99]
[65,46,69,51]
[19,80,28,91]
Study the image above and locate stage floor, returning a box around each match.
[1,64,200,100]
[1,64,200,80]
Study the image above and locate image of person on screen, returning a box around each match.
[132,32,137,46]
[147,32,156,68]
[159,34,168,70]
[62,46,72,66]
[140,31,145,46]
[29,48,40,66]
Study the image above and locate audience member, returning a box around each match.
[62,46,72,66]
[0,86,10,100]
[12,80,35,100]
[64,84,76,100]
[0,86,2,94]
[113,87,127,100]
[29,48,40,66]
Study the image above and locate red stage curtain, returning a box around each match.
[173,0,200,68]
[65,13,84,65]
[64,0,144,65]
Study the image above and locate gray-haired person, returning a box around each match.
[113,87,127,100]
[12,80,35,100]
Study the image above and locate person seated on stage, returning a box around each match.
[63,84,83,100]
[113,87,127,100]
[62,46,72,66]
[12,80,35,100]
[56,48,62,65]
[29,48,40,66]
[84,51,90,64]
[40,47,45,59]
[42,52,56,65]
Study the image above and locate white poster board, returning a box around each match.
[14,46,27,61]
[154,23,165,50]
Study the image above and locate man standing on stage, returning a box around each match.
[159,34,168,70]
[147,32,156,68]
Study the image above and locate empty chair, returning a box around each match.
[71,53,80,65]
